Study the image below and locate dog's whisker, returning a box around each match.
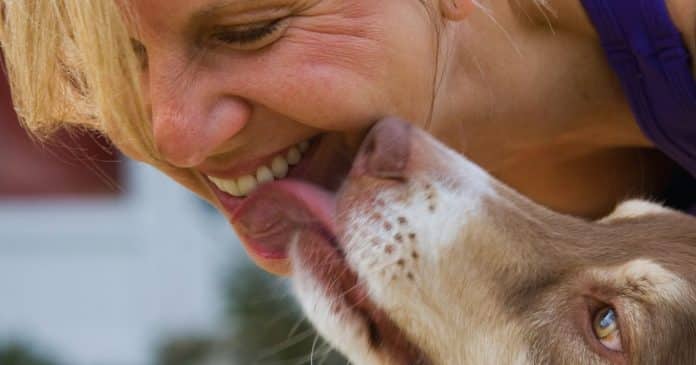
[287,314,310,339]
[309,333,321,365]
[254,328,318,361]
[261,304,304,331]
[323,257,353,292]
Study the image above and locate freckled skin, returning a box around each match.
[125,0,696,273]
[129,0,437,164]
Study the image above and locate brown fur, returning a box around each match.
[292,119,696,365]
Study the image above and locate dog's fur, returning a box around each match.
[289,119,696,365]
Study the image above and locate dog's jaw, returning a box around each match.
[292,257,389,365]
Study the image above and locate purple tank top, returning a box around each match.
[580,0,696,214]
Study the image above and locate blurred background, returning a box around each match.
[0,73,347,365]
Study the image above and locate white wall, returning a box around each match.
[0,161,244,365]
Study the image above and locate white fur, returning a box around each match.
[291,243,389,365]
[589,259,688,305]
[600,199,674,223]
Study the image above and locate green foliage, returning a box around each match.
[155,337,216,365]
[156,260,348,365]
[222,263,346,365]
[0,342,61,365]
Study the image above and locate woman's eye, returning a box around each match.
[592,307,623,352]
[209,18,286,50]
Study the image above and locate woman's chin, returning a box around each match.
[249,254,292,276]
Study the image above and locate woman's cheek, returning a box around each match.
[222,14,430,130]
[263,29,393,130]
[262,31,433,130]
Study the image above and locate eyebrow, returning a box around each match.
[185,0,290,37]
[193,0,243,19]
[191,0,278,22]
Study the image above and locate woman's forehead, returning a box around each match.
[124,0,299,27]
[123,0,222,31]
[118,0,284,33]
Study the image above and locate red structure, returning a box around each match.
[0,72,122,197]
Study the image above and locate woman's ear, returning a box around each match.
[439,0,474,21]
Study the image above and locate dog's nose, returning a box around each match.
[356,117,412,180]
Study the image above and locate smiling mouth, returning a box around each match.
[208,132,360,262]
[208,132,357,206]
[207,139,311,198]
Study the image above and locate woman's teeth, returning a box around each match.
[208,141,310,197]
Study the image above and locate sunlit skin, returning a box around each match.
[126,0,696,275]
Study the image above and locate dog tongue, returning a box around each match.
[231,180,337,259]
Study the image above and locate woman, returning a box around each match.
[1,0,694,274]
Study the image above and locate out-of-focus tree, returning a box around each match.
[156,260,347,365]
[0,342,61,365]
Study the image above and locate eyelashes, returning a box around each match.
[209,18,284,47]
[128,17,287,66]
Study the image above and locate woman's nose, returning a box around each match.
[147,55,251,168]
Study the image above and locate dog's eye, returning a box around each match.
[592,307,623,352]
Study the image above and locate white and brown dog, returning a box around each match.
[242,118,696,365]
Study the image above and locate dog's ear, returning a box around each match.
[599,199,674,223]
[439,0,474,21]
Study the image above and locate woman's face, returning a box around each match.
[130,0,438,166]
[127,0,441,273]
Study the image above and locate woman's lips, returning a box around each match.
[207,137,321,217]
[203,143,304,180]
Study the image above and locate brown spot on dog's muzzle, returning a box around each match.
[353,117,412,180]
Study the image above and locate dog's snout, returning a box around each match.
[355,117,412,180]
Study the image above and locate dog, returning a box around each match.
[248,118,696,364]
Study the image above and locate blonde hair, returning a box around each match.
[0,0,155,161]
[0,0,210,195]
[0,0,450,199]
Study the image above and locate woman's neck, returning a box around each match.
[427,0,680,218]
[516,0,696,65]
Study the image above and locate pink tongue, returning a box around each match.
[231,180,337,259]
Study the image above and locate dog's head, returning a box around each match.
[246,118,696,364]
